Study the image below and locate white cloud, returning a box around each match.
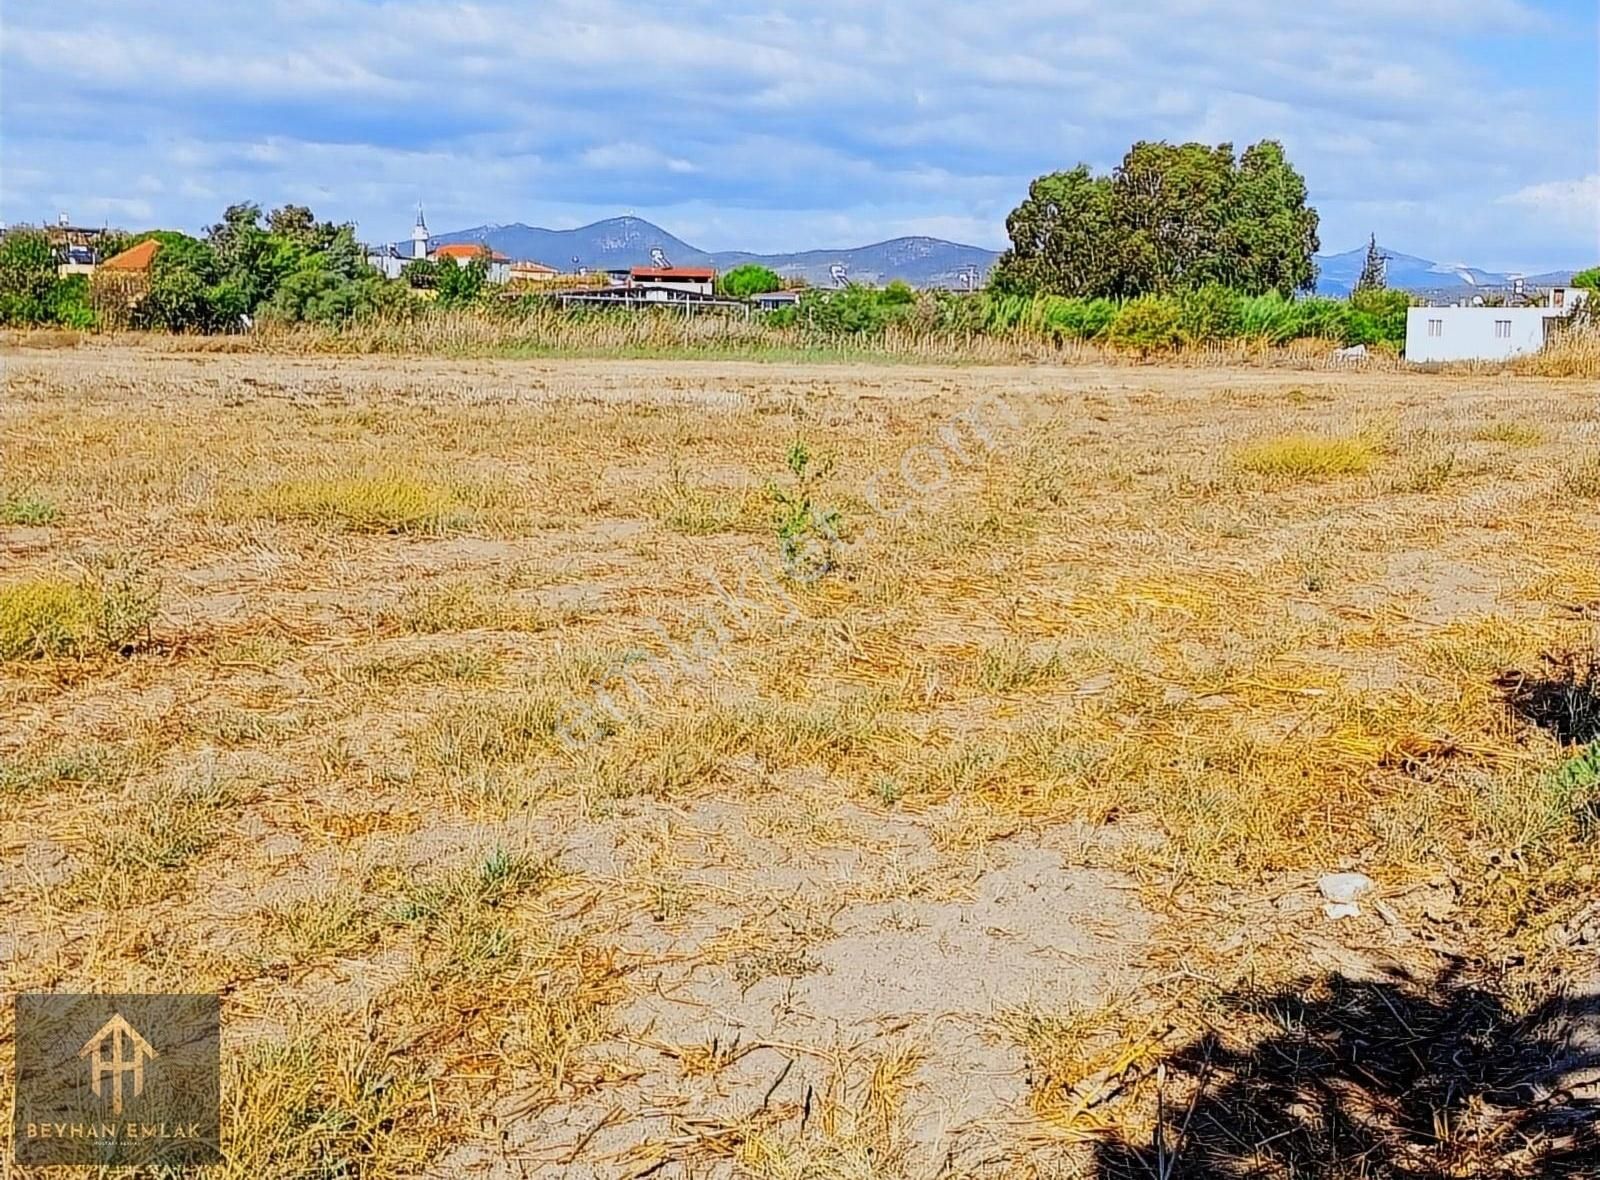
[0,0,1593,264]
[1499,175,1600,234]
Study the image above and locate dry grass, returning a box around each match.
[0,558,158,660]
[1515,323,1600,378]
[1471,421,1545,447]
[3,343,1597,1177]
[1232,431,1380,477]
[252,474,484,534]
[1559,453,1600,499]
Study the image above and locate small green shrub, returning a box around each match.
[1106,296,1184,355]
[1179,284,1244,343]
[0,493,59,526]
[0,558,159,660]
[769,441,841,581]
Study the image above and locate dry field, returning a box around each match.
[3,343,1599,1177]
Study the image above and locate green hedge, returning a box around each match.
[767,283,1411,349]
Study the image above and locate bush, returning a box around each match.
[804,282,917,336]
[0,229,59,324]
[1180,284,1244,343]
[1236,292,1304,343]
[46,275,96,329]
[719,264,783,299]
[0,559,159,660]
[1106,296,1184,354]
[1348,288,1410,346]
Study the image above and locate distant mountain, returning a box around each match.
[1313,244,1579,298]
[428,216,999,288]
[425,218,1580,295]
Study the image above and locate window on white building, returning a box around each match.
[1428,319,1443,337]
[1495,320,1512,338]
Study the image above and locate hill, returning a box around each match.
[424,217,1582,295]
[428,217,998,288]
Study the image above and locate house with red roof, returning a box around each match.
[99,239,162,273]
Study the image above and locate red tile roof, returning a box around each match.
[434,242,509,262]
[100,239,161,271]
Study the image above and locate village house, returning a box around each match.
[433,242,511,283]
[507,259,560,283]
[366,207,544,284]
[99,239,161,274]
[627,266,715,297]
[1405,285,1590,362]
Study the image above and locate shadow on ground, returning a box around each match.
[1092,967,1599,1179]
[1498,648,1600,746]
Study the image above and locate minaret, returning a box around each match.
[412,205,429,259]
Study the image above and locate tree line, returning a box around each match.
[3,140,1595,348]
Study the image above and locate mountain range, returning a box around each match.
[425,216,1578,295]
[429,216,994,288]
[1312,245,1576,298]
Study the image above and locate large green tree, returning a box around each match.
[990,166,1119,297]
[718,264,783,299]
[991,139,1320,299]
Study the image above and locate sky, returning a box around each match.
[2,0,1597,272]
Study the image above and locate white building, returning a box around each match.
[367,207,435,279]
[1405,286,1589,363]
[628,266,715,296]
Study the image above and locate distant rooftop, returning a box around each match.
[100,239,161,271]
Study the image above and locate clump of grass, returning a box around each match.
[651,465,760,535]
[381,581,551,634]
[1472,422,1543,446]
[0,492,59,525]
[392,849,555,983]
[0,742,132,796]
[1391,448,1457,493]
[978,640,1065,692]
[1558,454,1600,499]
[0,579,93,659]
[224,1033,436,1179]
[395,848,554,926]
[63,771,235,908]
[0,558,159,660]
[1233,433,1377,478]
[259,888,377,965]
[255,475,479,534]
[412,694,569,809]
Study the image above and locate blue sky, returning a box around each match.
[3,0,1596,270]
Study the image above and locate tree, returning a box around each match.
[402,258,438,289]
[130,231,248,331]
[267,204,327,249]
[718,264,783,299]
[0,229,61,324]
[435,253,488,307]
[1355,233,1387,292]
[1573,266,1600,292]
[990,139,1319,299]
[990,166,1118,297]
